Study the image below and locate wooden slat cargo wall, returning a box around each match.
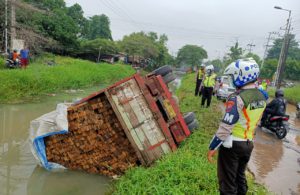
[108,78,171,165]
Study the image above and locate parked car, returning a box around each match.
[216,76,236,100]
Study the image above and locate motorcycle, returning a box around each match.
[6,58,20,69]
[296,103,300,119]
[261,115,289,139]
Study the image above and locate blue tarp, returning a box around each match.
[30,103,71,171]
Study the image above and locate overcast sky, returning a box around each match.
[65,0,300,59]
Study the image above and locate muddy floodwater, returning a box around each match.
[249,102,300,195]
[0,86,111,195]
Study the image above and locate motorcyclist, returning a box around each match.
[207,58,267,195]
[260,89,286,126]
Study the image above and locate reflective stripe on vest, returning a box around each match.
[203,73,216,87]
[231,89,266,140]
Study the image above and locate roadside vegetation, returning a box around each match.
[111,73,268,194]
[0,54,135,104]
[0,56,4,69]
[269,84,300,104]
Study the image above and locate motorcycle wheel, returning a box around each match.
[275,126,287,139]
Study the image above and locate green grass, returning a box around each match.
[0,54,135,103]
[0,56,5,69]
[111,73,268,194]
[268,84,300,104]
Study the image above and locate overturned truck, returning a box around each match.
[30,66,198,177]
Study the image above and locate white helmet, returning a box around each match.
[206,65,214,71]
[224,58,259,88]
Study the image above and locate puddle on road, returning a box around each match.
[0,86,111,195]
[249,127,300,195]
[286,102,300,131]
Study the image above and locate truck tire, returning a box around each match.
[184,112,195,125]
[187,119,199,132]
[153,65,172,76]
[163,73,176,84]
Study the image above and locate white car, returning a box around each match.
[216,76,236,100]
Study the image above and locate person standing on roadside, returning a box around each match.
[207,58,267,195]
[195,64,206,96]
[201,65,216,108]
[20,47,30,69]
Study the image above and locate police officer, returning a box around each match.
[195,64,206,96]
[207,58,267,195]
[201,65,216,108]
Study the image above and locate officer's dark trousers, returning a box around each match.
[218,141,254,195]
[201,87,213,107]
[195,79,203,96]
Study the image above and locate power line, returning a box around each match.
[108,16,267,40]
[98,0,139,31]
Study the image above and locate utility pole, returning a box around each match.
[247,43,255,53]
[274,6,292,89]
[97,46,102,63]
[10,0,16,49]
[5,0,8,54]
[261,32,278,68]
[275,20,291,89]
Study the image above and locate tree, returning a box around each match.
[39,9,79,47]
[118,31,172,69]
[24,0,66,10]
[67,3,87,38]
[283,59,300,80]
[176,45,207,68]
[227,42,243,62]
[18,0,80,51]
[244,53,262,65]
[206,59,223,73]
[84,15,112,40]
[260,59,277,79]
[76,38,118,61]
[120,32,158,58]
[267,34,300,60]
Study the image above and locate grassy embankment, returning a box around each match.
[268,84,300,104]
[0,54,135,104]
[0,56,4,69]
[111,73,268,194]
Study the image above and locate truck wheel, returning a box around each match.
[153,65,172,76]
[163,73,176,84]
[184,112,195,125]
[187,119,199,132]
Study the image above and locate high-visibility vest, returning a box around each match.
[261,82,267,90]
[231,89,266,140]
[198,69,205,80]
[203,73,216,87]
